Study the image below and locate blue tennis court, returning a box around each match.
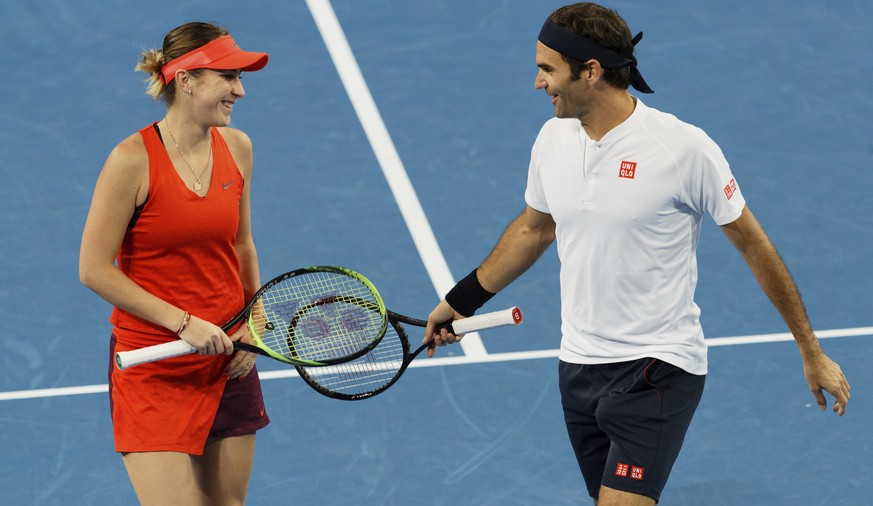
[1,0,870,504]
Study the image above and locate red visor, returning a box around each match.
[161,35,269,84]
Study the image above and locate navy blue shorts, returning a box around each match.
[558,358,705,503]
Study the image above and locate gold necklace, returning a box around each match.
[164,119,212,191]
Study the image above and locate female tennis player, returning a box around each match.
[79,22,270,505]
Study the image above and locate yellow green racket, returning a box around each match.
[115,266,387,370]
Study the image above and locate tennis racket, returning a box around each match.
[296,307,523,400]
[115,266,389,370]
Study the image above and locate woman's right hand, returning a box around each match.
[179,315,234,355]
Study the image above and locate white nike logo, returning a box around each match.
[222,181,235,190]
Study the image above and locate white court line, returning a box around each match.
[304,0,487,358]
[1,327,869,401]
[704,326,873,346]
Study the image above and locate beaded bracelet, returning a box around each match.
[445,269,495,317]
[176,311,191,336]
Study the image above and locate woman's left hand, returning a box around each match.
[225,327,258,380]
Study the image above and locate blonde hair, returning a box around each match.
[135,22,228,104]
[135,49,166,100]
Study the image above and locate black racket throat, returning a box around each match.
[387,310,455,334]
[234,341,264,355]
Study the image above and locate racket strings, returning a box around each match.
[250,270,384,362]
[299,322,407,397]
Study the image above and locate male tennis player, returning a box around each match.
[425,3,850,505]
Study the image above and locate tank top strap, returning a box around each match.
[209,127,242,183]
[138,122,168,193]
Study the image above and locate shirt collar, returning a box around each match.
[580,97,648,144]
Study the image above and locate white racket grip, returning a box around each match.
[450,307,523,334]
[115,339,197,370]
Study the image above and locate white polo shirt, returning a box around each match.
[524,99,745,375]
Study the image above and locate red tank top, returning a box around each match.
[111,123,245,346]
[108,123,247,454]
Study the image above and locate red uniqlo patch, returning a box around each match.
[631,466,645,481]
[615,463,629,477]
[724,178,737,199]
[619,161,637,179]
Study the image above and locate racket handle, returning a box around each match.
[450,307,523,334]
[115,339,197,370]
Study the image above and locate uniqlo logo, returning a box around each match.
[631,466,645,481]
[724,178,737,199]
[615,463,629,477]
[618,161,637,179]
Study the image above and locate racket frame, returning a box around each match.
[245,266,387,366]
[115,266,388,370]
[295,307,523,400]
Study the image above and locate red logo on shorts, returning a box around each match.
[616,462,645,480]
[724,178,737,200]
[619,161,637,179]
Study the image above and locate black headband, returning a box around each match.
[537,20,654,94]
